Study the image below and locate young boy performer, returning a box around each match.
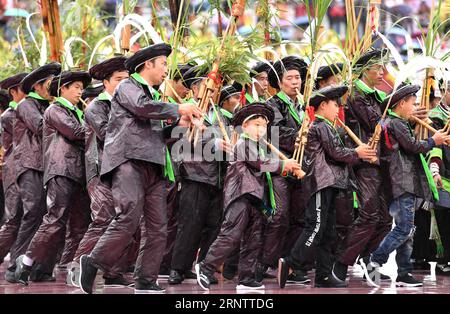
[195,103,301,290]
[16,70,92,286]
[361,83,450,287]
[278,85,377,288]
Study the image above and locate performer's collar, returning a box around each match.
[354,79,386,102]
[28,91,46,101]
[98,91,112,101]
[8,101,18,110]
[387,109,406,121]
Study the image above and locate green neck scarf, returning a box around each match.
[28,92,46,101]
[315,114,344,146]
[220,108,233,119]
[55,97,84,123]
[388,109,439,201]
[355,79,387,103]
[240,133,276,215]
[245,93,254,104]
[131,72,161,100]
[97,92,111,102]
[277,91,303,126]
[9,101,18,110]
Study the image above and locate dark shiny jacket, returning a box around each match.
[85,97,110,183]
[301,118,360,204]
[13,97,49,178]
[1,108,16,188]
[266,94,302,156]
[176,107,230,188]
[380,115,434,201]
[345,87,386,167]
[43,103,86,185]
[430,106,450,179]
[223,137,282,210]
[100,76,180,177]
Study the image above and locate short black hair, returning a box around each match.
[8,85,21,97]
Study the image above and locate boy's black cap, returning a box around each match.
[383,82,420,108]
[89,56,127,81]
[309,85,349,108]
[232,102,274,127]
[0,73,28,90]
[21,62,62,94]
[49,71,92,97]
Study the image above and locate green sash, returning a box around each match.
[55,97,84,123]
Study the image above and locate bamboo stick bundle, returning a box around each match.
[262,139,305,179]
[41,0,64,62]
[188,0,246,145]
[416,69,434,140]
[362,0,381,51]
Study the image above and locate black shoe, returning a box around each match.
[236,279,265,290]
[277,258,289,289]
[314,275,347,288]
[287,270,311,284]
[222,268,236,280]
[159,266,170,276]
[5,269,17,283]
[104,276,134,288]
[134,281,165,293]
[184,270,197,280]
[255,263,268,283]
[332,261,348,281]
[15,255,32,286]
[395,273,423,287]
[79,255,98,294]
[31,273,56,282]
[168,270,184,285]
[195,263,210,291]
[208,274,218,285]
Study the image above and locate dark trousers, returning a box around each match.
[59,188,91,266]
[171,179,222,272]
[90,160,167,283]
[260,176,290,268]
[435,207,450,263]
[26,176,89,270]
[10,170,46,268]
[203,196,263,283]
[338,167,391,266]
[333,190,355,258]
[0,183,23,264]
[160,181,179,272]
[286,188,337,279]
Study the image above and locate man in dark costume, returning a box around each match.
[79,43,202,294]
[261,56,309,283]
[10,63,62,283]
[67,56,132,288]
[15,70,92,286]
[168,65,232,285]
[332,49,394,283]
[0,73,27,282]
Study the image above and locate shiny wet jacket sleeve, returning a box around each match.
[317,123,360,164]
[45,105,85,141]
[391,118,433,154]
[115,82,180,121]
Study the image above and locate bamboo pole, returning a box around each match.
[121,0,131,53]
[336,118,363,145]
[362,0,381,51]
[262,139,305,179]
[210,98,230,144]
[41,0,64,62]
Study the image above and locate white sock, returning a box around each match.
[23,255,34,267]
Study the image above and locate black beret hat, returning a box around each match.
[49,71,92,97]
[250,61,272,78]
[21,62,62,94]
[382,82,420,108]
[0,73,28,90]
[219,85,240,106]
[173,63,195,81]
[0,89,11,109]
[232,102,275,127]
[354,48,388,68]
[181,65,208,89]
[268,56,307,89]
[316,63,343,83]
[81,82,104,100]
[309,85,349,108]
[125,43,172,73]
[89,56,127,81]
